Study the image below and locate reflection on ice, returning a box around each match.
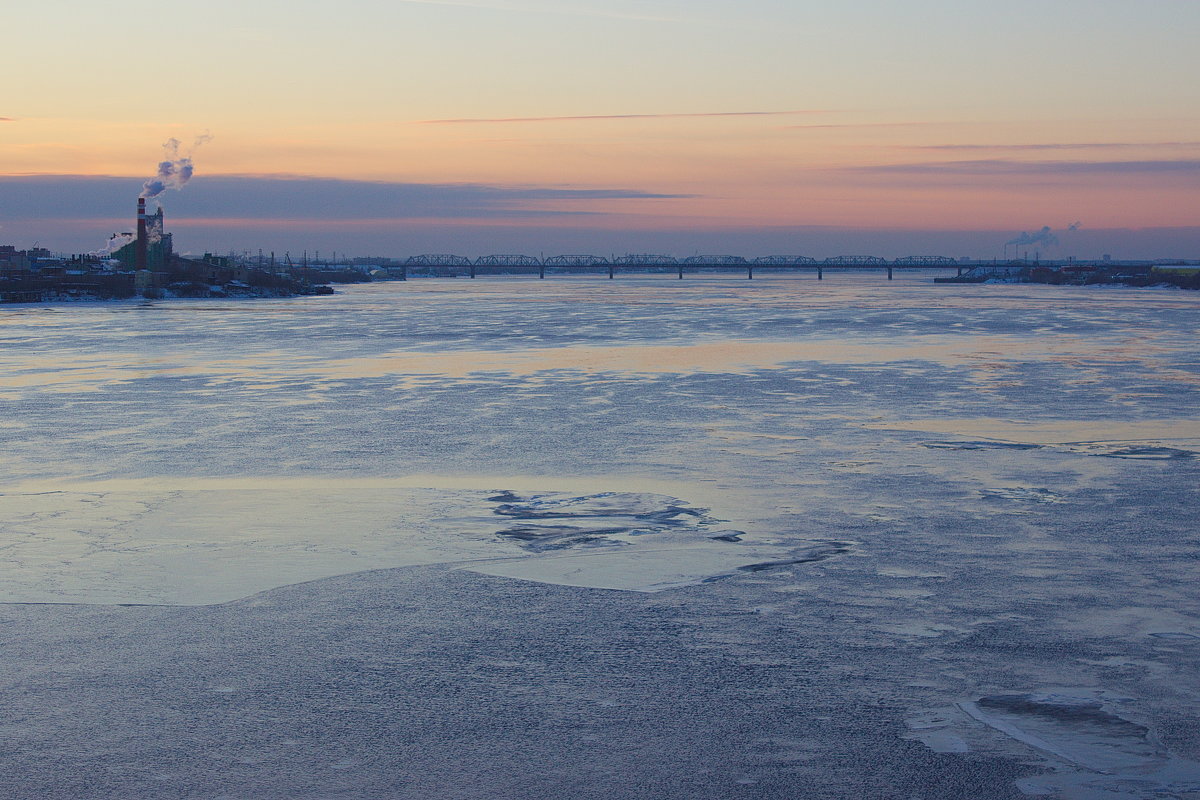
[458,541,850,593]
[0,481,825,604]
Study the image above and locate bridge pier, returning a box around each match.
[887,266,893,280]
[400,265,407,281]
[608,263,614,279]
[470,264,476,279]
[817,266,823,280]
[539,263,545,279]
[747,264,753,280]
[957,266,963,276]
[678,264,684,279]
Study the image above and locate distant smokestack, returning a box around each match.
[136,197,148,270]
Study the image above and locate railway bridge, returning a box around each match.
[395,254,966,280]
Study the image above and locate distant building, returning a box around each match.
[0,245,32,274]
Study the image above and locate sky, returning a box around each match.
[2,0,1199,258]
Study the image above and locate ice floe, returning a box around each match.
[907,689,1200,798]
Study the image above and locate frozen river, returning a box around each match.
[1,275,1198,798]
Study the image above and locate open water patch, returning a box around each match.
[979,487,1065,504]
[924,440,1043,452]
[736,544,851,573]
[488,490,709,524]
[496,525,640,552]
[922,437,1197,462]
[1148,631,1200,641]
[460,490,852,591]
[1074,444,1198,460]
[485,490,740,553]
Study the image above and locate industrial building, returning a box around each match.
[1,197,327,302]
[111,199,173,270]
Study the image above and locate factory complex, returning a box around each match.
[0,199,344,302]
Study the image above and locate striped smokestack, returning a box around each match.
[136,197,148,270]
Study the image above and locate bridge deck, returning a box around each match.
[388,262,970,281]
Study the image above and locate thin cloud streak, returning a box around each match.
[0,117,15,122]
[784,122,945,130]
[421,110,830,125]
[389,0,680,23]
[905,142,1200,152]
[0,174,691,222]
[849,159,1200,176]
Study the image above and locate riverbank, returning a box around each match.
[0,275,337,303]
[937,264,1200,289]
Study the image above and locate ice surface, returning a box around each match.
[1,276,1198,798]
[866,419,1200,445]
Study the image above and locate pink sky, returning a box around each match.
[3,0,1198,257]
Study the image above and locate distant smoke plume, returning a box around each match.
[140,134,211,199]
[1067,221,1082,232]
[1006,226,1059,249]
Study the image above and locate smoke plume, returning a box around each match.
[1005,226,1059,249]
[95,231,135,257]
[140,134,211,199]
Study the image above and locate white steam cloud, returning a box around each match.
[1006,226,1060,249]
[140,133,211,199]
[1003,222,1082,255]
[93,231,135,258]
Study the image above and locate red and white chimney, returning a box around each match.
[136,197,148,270]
